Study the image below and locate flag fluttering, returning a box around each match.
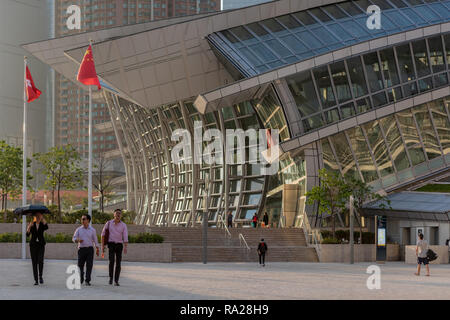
[25,66,41,103]
[77,44,101,90]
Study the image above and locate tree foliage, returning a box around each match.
[0,141,32,222]
[306,169,391,241]
[92,153,116,214]
[306,169,348,238]
[34,145,83,222]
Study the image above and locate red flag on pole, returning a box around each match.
[77,44,101,90]
[25,66,41,103]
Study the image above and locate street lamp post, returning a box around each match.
[202,173,210,264]
[350,195,354,264]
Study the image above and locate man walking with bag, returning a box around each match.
[257,238,268,267]
[73,214,99,286]
[102,209,128,286]
[415,232,430,276]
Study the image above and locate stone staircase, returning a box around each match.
[149,227,319,263]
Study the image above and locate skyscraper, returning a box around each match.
[0,0,54,189]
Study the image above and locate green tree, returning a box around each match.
[346,176,391,244]
[92,153,116,214]
[306,169,348,239]
[34,145,83,223]
[0,141,32,222]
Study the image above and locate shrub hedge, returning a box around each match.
[321,230,375,244]
[0,207,137,225]
[0,232,164,244]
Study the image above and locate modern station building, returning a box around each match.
[24,0,450,245]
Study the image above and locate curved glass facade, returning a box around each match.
[209,0,450,76]
[105,86,289,226]
[284,34,450,135]
[320,95,450,190]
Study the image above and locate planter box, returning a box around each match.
[319,244,400,263]
[405,245,449,264]
[0,243,172,263]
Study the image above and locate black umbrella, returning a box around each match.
[14,205,50,216]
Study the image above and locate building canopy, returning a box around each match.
[362,191,450,221]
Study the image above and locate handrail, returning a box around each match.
[238,233,251,251]
[299,209,322,261]
[217,214,232,239]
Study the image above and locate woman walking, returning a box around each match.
[26,212,48,285]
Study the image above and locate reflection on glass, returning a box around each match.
[396,110,427,166]
[340,102,356,119]
[287,71,320,117]
[314,66,335,108]
[387,87,403,103]
[303,114,324,131]
[356,98,372,113]
[321,138,339,171]
[363,121,394,177]
[428,99,450,155]
[347,56,368,97]
[396,44,415,83]
[330,61,352,103]
[363,52,383,92]
[379,115,410,172]
[428,36,445,73]
[253,90,290,141]
[379,48,400,88]
[418,77,433,92]
[412,40,431,78]
[403,81,418,97]
[324,108,340,124]
[445,35,450,68]
[347,126,379,183]
[412,104,441,160]
[329,132,358,179]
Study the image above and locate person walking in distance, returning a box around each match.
[263,212,269,228]
[101,209,128,286]
[252,213,258,228]
[227,212,233,228]
[415,233,430,276]
[258,238,268,267]
[72,214,99,286]
[26,213,48,285]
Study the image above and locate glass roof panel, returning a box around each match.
[210,0,450,77]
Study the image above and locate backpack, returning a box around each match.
[426,249,438,262]
[446,239,449,246]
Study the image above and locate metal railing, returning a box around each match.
[217,214,232,239]
[299,211,322,261]
[238,233,251,251]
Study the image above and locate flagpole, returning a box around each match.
[22,57,27,260]
[88,39,93,224]
[88,86,93,223]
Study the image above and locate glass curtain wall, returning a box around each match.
[285,34,450,136]
[320,95,450,191]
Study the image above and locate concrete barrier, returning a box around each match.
[0,243,172,262]
[405,245,449,264]
[320,244,400,263]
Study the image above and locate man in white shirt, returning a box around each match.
[415,233,430,276]
[73,214,99,285]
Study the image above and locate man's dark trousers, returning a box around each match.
[78,247,94,283]
[108,243,123,282]
[259,253,265,265]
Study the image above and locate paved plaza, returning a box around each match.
[0,259,449,299]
